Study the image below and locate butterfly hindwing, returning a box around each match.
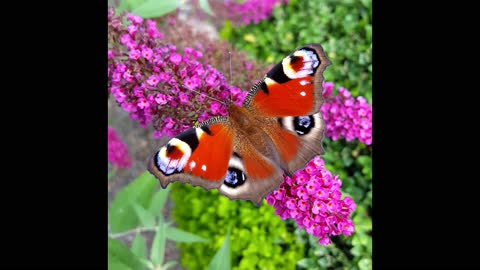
[218,143,284,206]
[274,112,325,174]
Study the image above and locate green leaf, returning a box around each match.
[108,237,143,270]
[131,233,147,259]
[358,258,372,270]
[162,261,178,270]
[109,171,157,233]
[296,258,316,268]
[199,0,214,16]
[150,222,167,266]
[132,0,178,19]
[117,0,144,12]
[219,20,233,40]
[208,230,231,270]
[166,227,209,243]
[148,185,171,217]
[133,203,156,227]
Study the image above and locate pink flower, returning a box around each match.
[129,49,141,60]
[265,156,356,245]
[210,102,221,114]
[321,82,372,145]
[142,48,153,61]
[147,75,160,87]
[155,94,168,105]
[127,24,137,36]
[108,126,132,168]
[159,72,170,82]
[223,0,288,26]
[183,77,197,90]
[169,53,182,65]
[137,98,149,109]
[322,81,334,98]
[108,9,249,139]
[127,14,143,25]
[178,93,189,104]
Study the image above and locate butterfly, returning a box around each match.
[148,44,330,206]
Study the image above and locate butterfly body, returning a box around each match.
[148,44,331,206]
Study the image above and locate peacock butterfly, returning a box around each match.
[147,44,331,206]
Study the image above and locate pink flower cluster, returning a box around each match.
[108,9,246,138]
[321,82,372,145]
[223,0,288,25]
[266,156,356,245]
[108,126,133,169]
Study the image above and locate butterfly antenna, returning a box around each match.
[188,88,227,106]
[229,50,233,104]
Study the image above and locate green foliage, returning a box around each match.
[171,183,304,270]
[116,0,213,19]
[131,0,178,18]
[108,171,231,270]
[109,171,158,233]
[208,229,231,270]
[108,237,144,270]
[220,0,372,102]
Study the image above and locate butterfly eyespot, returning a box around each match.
[293,115,315,135]
[165,144,184,160]
[223,167,247,188]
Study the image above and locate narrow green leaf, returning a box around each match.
[131,233,147,259]
[162,261,178,270]
[139,258,155,270]
[133,203,156,228]
[132,0,178,19]
[207,230,231,270]
[199,0,214,16]
[165,226,209,243]
[108,237,143,270]
[108,257,132,270]
[150,223,167,266]
[109,171,157,233]
[148,185,171,217]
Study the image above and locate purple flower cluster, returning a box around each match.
[223,0,288,25]
[266,156,356,245]
[321,82,372,145]
[108,126,133,169]
[108,9,246,138]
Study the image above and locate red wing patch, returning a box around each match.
[253,77,314,116]
[242,148,275,180]
[184,123,233,180]
[270,129,301,163]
